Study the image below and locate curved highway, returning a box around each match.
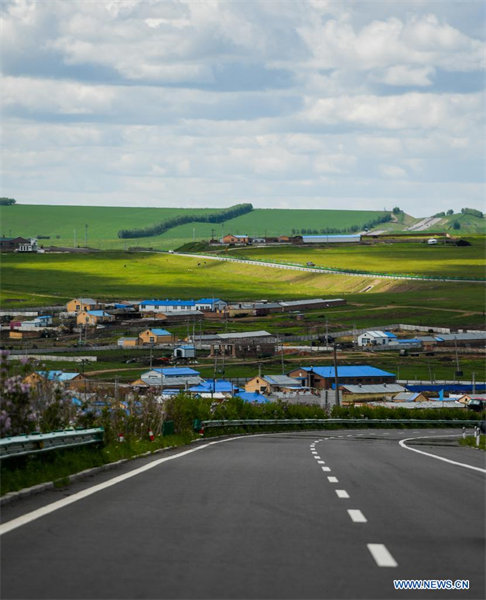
[1,429,485,599]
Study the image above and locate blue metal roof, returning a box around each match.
[149,329,171,336]
[384,332,397,338]
[237,391,269,404]
[37,371,80,382]
[302,234,361,240]
[152,367,200,376]
[197,298,221,304]
[310,365,395,378]
[407,384,486,393]
[140,299,196,307]
[189,379,237,393]
[87,310,110,317]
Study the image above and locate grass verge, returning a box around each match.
[459,434,486,451]
[0,432,196,496]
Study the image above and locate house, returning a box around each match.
[76,310,114,326]
[139,299,197,313]
[17,238,39,252]
[139,328,173,345]
[194,298,227,312]
[357,331,397,347]
[278,298,346,312]
[188,379,240,398]
[221,234,249,244]
[117,337,139,348]
[24,371,85,390]
[245,374,303,395]
[288,365,396,390]
[0,237,29,252]
[140,367,202,388]
[67,298,98,313]
[173,345,196,359]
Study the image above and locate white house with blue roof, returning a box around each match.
[357,330,397,347]
[140,298,226,313]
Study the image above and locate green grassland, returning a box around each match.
[0,205,392,250]
[1,252,485,322]
[224,240,486,279]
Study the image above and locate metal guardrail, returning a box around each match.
[0,427,104,459]
[200,418,480,429]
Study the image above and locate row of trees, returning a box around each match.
[117,203,254,239]
[0,197,16,206]
[290,214,392,236]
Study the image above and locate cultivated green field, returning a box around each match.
[224,240,486,279]
[0,205,392,250]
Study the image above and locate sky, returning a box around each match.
[1,0,485,216]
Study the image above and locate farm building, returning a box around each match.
[140,299,197,313]
[288,365,396,390]
[9,329,41,339]
[140,367,202,388]
[139,328,173,345]
[357,331,397,347]
[279,298,346,312]
[67,298,99,313]
[221,234,249,244]
[200,331,278,358]
[338,383,406,403]
[245,374,303,395]
[393,392,428,403]
[236,391,269,404]
[301,234,361,244]
[76,310,114,326]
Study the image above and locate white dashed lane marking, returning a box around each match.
[317,460,325,464]
[321,466,331,472]
[367,544,398,567]
[348,509,367,523]
[335,490,350,499]
[327,476,338,483]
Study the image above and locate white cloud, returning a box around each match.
[0,0,484,216]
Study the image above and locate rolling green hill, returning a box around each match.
[1,204,484,250]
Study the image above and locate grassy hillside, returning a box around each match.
[224,240,486,279]
[0,205,390,250]
[1,252,484,321]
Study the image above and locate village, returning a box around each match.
[2,294,485,413]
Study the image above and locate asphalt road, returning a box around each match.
[1,429,485,599]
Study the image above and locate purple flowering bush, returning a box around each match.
[0,351,37,436]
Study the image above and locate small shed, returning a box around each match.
[173,345,196,359]
[76,310,114,326]
[117,337,139,348]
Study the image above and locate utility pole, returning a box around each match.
[333,343,340,406]
[73,229,77,248]
[281,342,285,375]
[85,224,88,247]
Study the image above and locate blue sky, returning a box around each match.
[1,0,485,216]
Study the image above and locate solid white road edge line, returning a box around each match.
[0,436,245,536]
[399,435,486,473]
[367,543,398,567]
